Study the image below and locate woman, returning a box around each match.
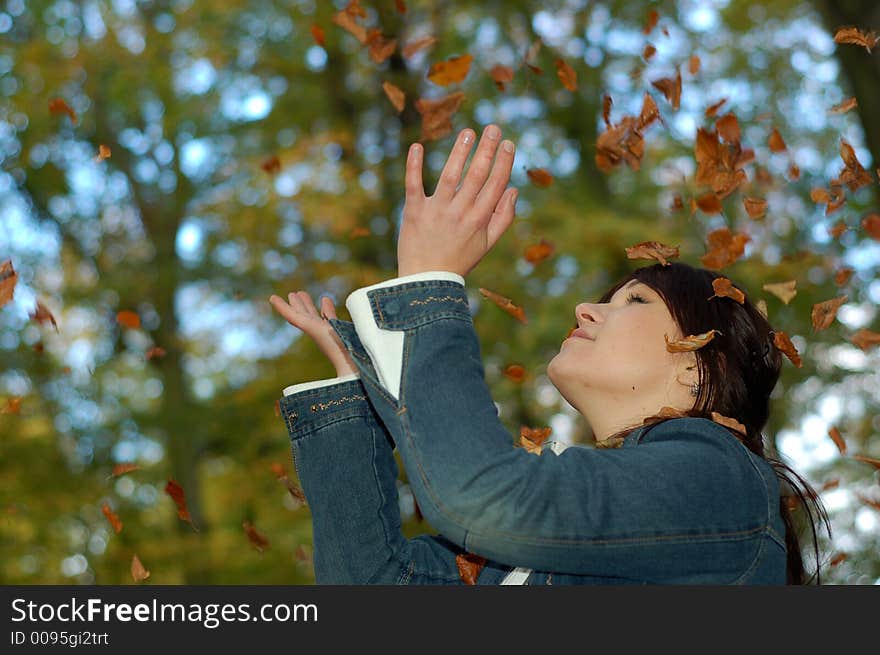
[269,125,830,584]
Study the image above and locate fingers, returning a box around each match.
[470,133,515,219]
[485,187,518,251]
[456,124,507,206]
[432,128,476,203]
[405,142,425,209]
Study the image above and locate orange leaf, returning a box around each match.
[526,167,553,187]
[260,155,281,175]
[834,267,854,286]
[710,412,747,441]
[395,0,407,13]
[402,36,437,58]
[602,94,613,126]
[828,97,857,114]
[365,29,397,64]
[695,192,722,214]
[833,26,878,53]
[554,58,577,91]
[762,280,797,304]
[519,426,552,455]
[502,364,526,383]
[773,331,802,368]
[710,277,745,304]
[625,240,680,266]
[116,310,141,329]
[102,502,123,534]
[643,44,657,61]
[767,127,787,152]
[427,54,473,86]
[414,91,465,141]
[829,552,847,567]
[0,259,17,308]
[650,68,682,110]
[145,346,166,361]
[855,493,880,512]
[30,300,58,331]
[523,238,555,264]
[131,554,150,582]
[95,144,111,162]
[852,454,880,470]
[310,24,325,47]
[850,328,880,352]
[478,287,527,324]
[2,397,22,414]
[243,521,270,552]
[862,213,880,240]
[332,3,367,44]
[788,163,800,181]
[699,227,750,270]
[820,478,840,493]
[49,97,77,125]
[716,113,741,144]
[455,552,487,585]
[110,463,140,478]
[490,64,515,92]
[743,196,767,220]
[688,54,701,75]
[664,329,720,353]
[704,98,727,118]
[811,295,848,331]
[643,9,659,34]
[164,479,198,531]
[836,139,873,191]
[382,81,405,113]
[827,426,847,454]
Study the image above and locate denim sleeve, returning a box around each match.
[329,277,774,581]
[279,372,512,584]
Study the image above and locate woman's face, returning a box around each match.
[547,279,697,422]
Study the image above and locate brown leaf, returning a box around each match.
[49,97,78,125]
[595,93,660,173]
[788,163,800,181]
[811,295,848,331]
[1,397,22,414]
[852,454,880,470]
[820,478,840,493]
[427,54,473,86]
[855,493,880,512]
[695,192,723,215]
[834,267,854,286]
[700,228,750,270]
[395,0,407,13]
[833,26,878,53]
[331,5,367,44]
[349,226,371,239]
[828,97,857,114]
[773,331,802,368]
[710,412,747,441]
[261,155,281,175]
[95,144,111,162]
[829,552,847,567]
[0,259,17,308]
[145,346,166,361]
[767,127,787,152]
[643,9,659,34]
[710,277,745,304]
[704,98,727,118]
[402,36,438,58]
[102,502,123,534]
[519,426,552,455]
[624,240,680,266]
[365,29,397,64]
[827,426,847,454]
[836,139,873,191]
[30,301,58,331]
[694,127,749,199]
[643,44,657,61]
[116,310,141,329]
[164,479,198,531]
[131,554,150,582]
[602,94,613,126]
[664,329,721,352]
[455,552,487,585]
[243,521,270,552]
[650,68,682,110]
[490,64,515,92]
[523,238,555,264]
[555,58,577,91]
[110,463,140,478]
[716,113,741,144]
[414,91,465,141]
[526,168,553,187]
[862,213,880,240]
[688,54,701,75]
[850,328,880,352]
[310,24,325,47]
[479,287,527,324]
[762,280,797,305]
[743,196,767,220]
[382,81,405,113]
[502,364,526,383]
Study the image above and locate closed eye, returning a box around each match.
[626,292,647,304]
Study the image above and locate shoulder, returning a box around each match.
[636,416,747,454]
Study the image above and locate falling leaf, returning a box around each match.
[49,97,77,125]
[145,346,166,361]
[643,44,657,60]
[643,9,659,34]
[519,426,552,455]
[820,478,840,493]
[850,328,880,352]
[828,97,857,114]
[555,58,577,91]
[827,426,847,454]
[164,479,198,531]
[788,163,800,181]
[523,238,555,264]
[30,301,58,331]
[836,139,873,191]
[755,299,768,319]
[414,91,465,141]
[704,98,727,118]
[665,329,720,353]
[332,3,368,44]
[243,521,270,552]
[478,287,527,324]
[834,267,854,286]
[526,168,553,187]
[1,397,22,414]
[490,64,515,92]
[767,127,787,152]
[625,240,680,266]
[402,35,437,58]
[855,493,880,513]
[710,412,747,441]
[349,226,371,239]
[365,29,397,63]
[131,554,150,582]
[427,54,473,86]
[710,278,745,304]
[694,127,749,199]
[852,454,880,470]
[762,280,797,304]
[502,364,526,383]
[700,227,750,270]
[862,213,880,240]
[688,54,701,75]
[670,194,684,211]
[833,26,878,53]
[271,463,307,504]
[310,24,325,47]
[602,94,613,126]
[695,192,723,215]
[773,331,802,368]
[294,544,312,565]
[116,310,141,329]
[261,155,281,175]
[743,196,767,220]
[716,113,741,144]
[110,463,140,478]
[0,259,17,308]
[95,144,111,162]
[829,552,847,567]
[102,502,123,534]
[811,295,848,331]
[382,81,405,112]
[650,68,682,109]
[455,552,487,585]
[595,92,661,173]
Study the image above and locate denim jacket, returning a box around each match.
[278,272,788,584]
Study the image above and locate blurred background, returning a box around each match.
[1,0,878,584]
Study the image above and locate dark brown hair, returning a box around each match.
[594,261,832,584]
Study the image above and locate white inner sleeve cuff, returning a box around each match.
[344,271,465,402]
[282,372,361,397]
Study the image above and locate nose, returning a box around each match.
[575,302,603,327]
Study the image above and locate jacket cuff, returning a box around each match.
[282,372,361,397]
[278,376,372,439]
[344,271,466,402]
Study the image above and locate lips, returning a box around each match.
[570,327,594,340]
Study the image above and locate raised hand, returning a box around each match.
[268,291,357,377]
